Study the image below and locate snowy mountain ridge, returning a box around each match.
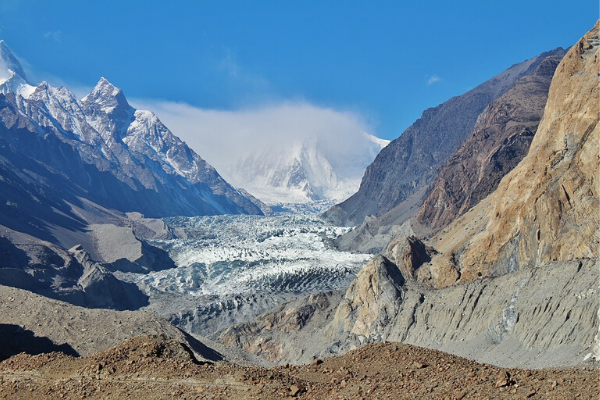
[0,41,262,217]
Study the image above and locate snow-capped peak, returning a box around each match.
[0,40,35,98]
[0,40,27,83]
[219,132,388,206]
[82,77,132,114]
[0,70,35,98]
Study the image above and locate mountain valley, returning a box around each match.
[0,17,597,400]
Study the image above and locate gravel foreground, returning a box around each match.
[0,334,597,399]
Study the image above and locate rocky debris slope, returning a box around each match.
[0,229,148,310]
[220,291,344,364]
[417,53,563,233]
[3,202,247,316]
[322,47,565,227]
[1,336,597,400]
[219,257,598,369]
[0,284,222,363]
[329,257,598,369]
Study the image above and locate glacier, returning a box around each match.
[137,214,371,297]
[123,213,371,335]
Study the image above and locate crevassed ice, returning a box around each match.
[138,214,371,297]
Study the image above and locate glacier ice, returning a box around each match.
[137,214,371,298]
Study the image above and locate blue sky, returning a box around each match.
[0,1,596,141]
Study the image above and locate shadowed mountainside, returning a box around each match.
[322,47,565,228]
[416,53,563,233]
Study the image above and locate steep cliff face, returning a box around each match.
[417,54,563,232]
[323,48,565,227]
[455,22,599,282]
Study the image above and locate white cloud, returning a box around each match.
[426,74,441,86]
[130,99,378,179]
[43,31,62,43]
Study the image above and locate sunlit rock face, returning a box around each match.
[457,22,600,282]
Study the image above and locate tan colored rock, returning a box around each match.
[386,236,436,280]
[454,22,600,282]
[289,383,305,396]
[386,236,460,289]
[495,371,511,387]
[428,255,460,288]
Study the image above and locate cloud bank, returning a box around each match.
[130,99,380,180]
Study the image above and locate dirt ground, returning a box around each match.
[0,334,597,399]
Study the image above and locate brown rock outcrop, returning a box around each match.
[386,236,435,279]
[385,236,461,288]
[456,22,599,281]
